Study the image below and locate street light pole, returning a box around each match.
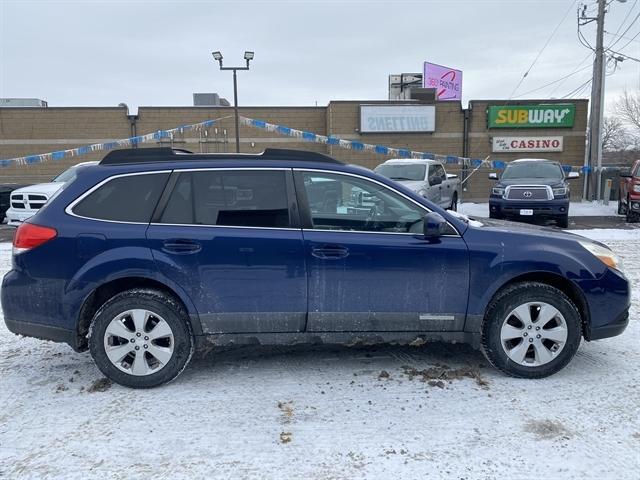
[212,51,254,153]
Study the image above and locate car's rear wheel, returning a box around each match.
[89,289,194,388]
[481,282,581,378]
[449,192,458,211]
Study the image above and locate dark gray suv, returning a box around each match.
[488,159,580,228]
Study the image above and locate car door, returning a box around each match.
[426,164,442,206]
[434,163,451,208]
[146,168,307,334]
[295,169,469,333]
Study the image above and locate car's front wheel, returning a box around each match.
[556,214,569,228]
[89,289,194,388]
[481,282,582,378]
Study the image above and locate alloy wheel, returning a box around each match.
[499,302,568,367]
[103,309,175,376]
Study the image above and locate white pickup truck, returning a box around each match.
[6,161,97,226]
[374,159,461,210]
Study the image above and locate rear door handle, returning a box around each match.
[311,245,349,259]
[162,239,202,255]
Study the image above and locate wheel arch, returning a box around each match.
[75,276,201,351]
[485,271,590,338]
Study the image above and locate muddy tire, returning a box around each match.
[481,282,581,379]
[89,289,194,388]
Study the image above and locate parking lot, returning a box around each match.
[1,226,639,479]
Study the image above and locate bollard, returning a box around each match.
[603,178,612,206]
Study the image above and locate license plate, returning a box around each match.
[520,209,534,216]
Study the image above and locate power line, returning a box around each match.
[514,61,593,97]
[509,0,578,98]
[604,29,640,43]
[562,77,593,98]
[549,52,594,96]
[607,10,640,50]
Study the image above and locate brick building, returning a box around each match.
[0,98,588,200]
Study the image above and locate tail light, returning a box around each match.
[13,223,57,253]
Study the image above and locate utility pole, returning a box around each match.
[587,0,606,201]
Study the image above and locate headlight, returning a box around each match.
[633,184,640,193]
[492,187,505,196]
[579,240,623,271]
[552,186,567,197]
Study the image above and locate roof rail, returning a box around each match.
[99,147,343,165]
[100,147,192,165]
[261,148,342,164]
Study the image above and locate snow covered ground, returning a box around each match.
[1,235,639,480]
[459,201,619,218]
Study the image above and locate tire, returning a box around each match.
[626,198,639,223]
[89,289,194,388]
[449,192,458,211]
[481,282,582,379]
[618,198,626,215]
[556,214,569,229]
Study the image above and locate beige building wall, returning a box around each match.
[0,99,588,200]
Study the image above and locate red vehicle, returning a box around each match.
[619,159,640,223]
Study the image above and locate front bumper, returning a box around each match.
[489,197,569,217]
[5,207,36,226]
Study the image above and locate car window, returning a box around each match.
[374,164,426,181]
[501,162,564,180]
[53,166,80,183]
[72,173,169,223]
[301,171,425,233]
[160,170,290,228]
[434,164,446,181]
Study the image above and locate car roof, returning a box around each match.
[379,159,438,165]
[510,158,559,164]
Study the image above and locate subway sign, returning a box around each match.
[488,104,575,129]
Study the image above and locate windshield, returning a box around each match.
[375,164,426,181]
[52,166,79,183]
[501,162,563,180]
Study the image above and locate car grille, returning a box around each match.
[505,186,551,201]
[10,193,49,210]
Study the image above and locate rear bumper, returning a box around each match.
[1,268,83,350]
[489,197,569,217]
[4,317,81,350]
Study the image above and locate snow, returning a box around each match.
[1,239,639,479]
[459,201,619,218]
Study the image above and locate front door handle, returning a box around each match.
[311,245,349,259]
[162,239,202,255]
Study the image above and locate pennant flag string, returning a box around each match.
[0,113,606,174]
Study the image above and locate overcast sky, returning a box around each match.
[0,0,639,113]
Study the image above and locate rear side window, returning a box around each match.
[72,173,169,223]
[160,170,290,228]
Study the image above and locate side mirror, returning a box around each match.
[429,176,443,186]
[423,212,447,238]
[488,172,498,180]
[567,171,580,179]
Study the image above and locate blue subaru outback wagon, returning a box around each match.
[1,148,630,388]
